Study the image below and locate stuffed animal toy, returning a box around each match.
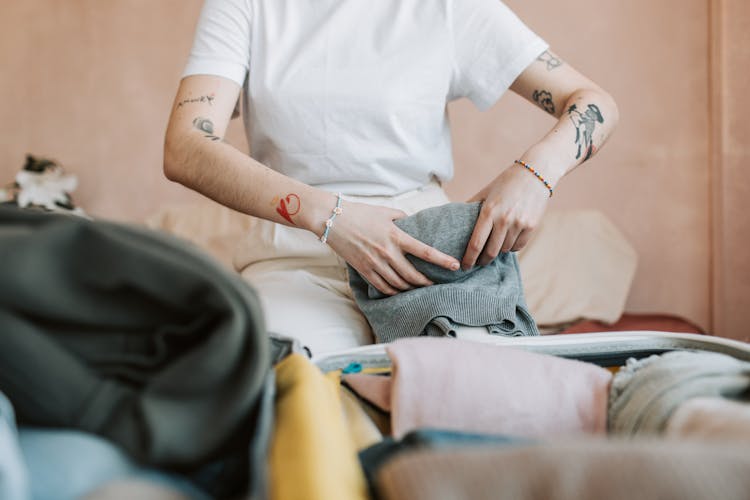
[8,155,87,217]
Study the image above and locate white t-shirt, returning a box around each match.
[183,0,547,196]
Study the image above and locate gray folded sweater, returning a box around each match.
[348,202,539,342]
[608,350,750,435]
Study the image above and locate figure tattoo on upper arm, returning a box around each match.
[537,51,562,71]
[567,104,604,161]
[532,90,556,115]
[192,117,221,141]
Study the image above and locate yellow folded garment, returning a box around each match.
[270,354,368,500]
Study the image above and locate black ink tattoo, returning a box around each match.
[192,117,221,141]
[532,89,556,114]
[537,50,562,71]
[177,94,215,109]
[567,104,604,161]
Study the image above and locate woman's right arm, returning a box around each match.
[164,75,459,295]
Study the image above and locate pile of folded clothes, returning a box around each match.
[267,337,750,500]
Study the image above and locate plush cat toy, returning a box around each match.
[7,155,87,217]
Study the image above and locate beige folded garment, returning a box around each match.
[376,440,750,500]
[518,210,637,327]
[666,397,750,441]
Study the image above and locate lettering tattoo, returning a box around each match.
[532,89,556,115]
[177,94,215,109]
[192,117,221,141]
[567,103,604,161]
[272,193,301,224]
[537,50,562,71]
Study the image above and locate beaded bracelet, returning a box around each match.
[514,159,554,197]
[319,193,343,244]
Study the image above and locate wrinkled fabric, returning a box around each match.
[344,337,611,439]
[269,354,368,500]
[608,351,750,435]
[0,392,29,500]
[665,397,750,442]
[360,429,527,497]
[349,203,539,342]
[19,428,209,500]
[375,440,750,500]
[0,207,269,477]
[184,0,547,195]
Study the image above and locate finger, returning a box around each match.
[374,262,414,292]
[510,228,534,253]
[389,253,434,287]
[400,233,460,272]
[477,225,508,266]
[500,222,523,254]
[461,209,493,270]
[364,269,400,296]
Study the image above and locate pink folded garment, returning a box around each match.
[343,338,612,438]
[665,397,750,441]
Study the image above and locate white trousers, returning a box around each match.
[234,182,451,356]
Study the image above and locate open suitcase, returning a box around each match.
[313,330,750,372]
[264,331,750,500]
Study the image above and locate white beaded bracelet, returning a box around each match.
[319,193,343,244]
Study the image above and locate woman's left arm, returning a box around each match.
[461,50,619,269]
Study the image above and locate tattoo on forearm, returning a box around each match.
[567,104,604,161]
[192,117,221,141]
[532,90,556,114]
[177,94,215,109]
[537,50,562,71]
[271,193,301,225]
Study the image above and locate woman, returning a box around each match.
[164,0,618,354]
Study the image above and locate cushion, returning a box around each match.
[517,210,637,326]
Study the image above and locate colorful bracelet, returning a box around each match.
[514,159,554,197]
[319,193,343,244]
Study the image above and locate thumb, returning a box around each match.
[467,188,487,203]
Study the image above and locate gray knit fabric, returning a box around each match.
[348,202,539,343]
[608,350,750,435]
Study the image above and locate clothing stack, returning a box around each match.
[275,337,750,500]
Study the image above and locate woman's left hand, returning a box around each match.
[461,164,552,270]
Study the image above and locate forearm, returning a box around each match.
[164,132,335,237]
[519,88,619,188]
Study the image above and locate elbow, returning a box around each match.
[591,87,619,131]
[162,134,185,184]
[567,87,619,129]
[602,90,620,131]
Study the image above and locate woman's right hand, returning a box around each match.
[324,200,461,296]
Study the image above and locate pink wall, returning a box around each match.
[1,1,747,339]
[710,0,750,339]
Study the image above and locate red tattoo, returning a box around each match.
[275,193,301,224]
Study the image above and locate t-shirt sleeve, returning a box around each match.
[182,0,252,86]
[449,0,548,111]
